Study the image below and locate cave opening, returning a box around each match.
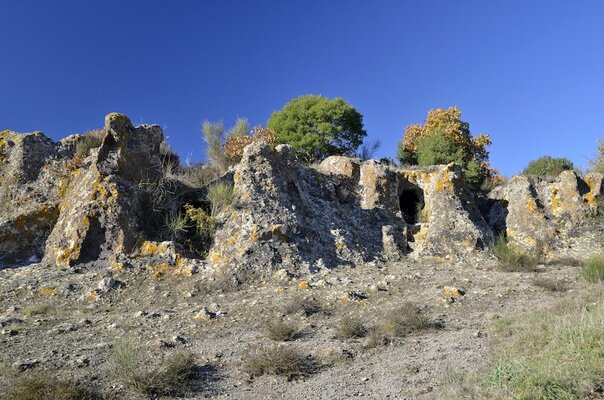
[399,188,424,225]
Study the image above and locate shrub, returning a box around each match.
[267,95,367,163]
[177,163,218,188]
[242,345,315,378]
[206,182,234,216]
[74,129,104,157]
[397,107,496,189]
[365,303,437,347]
[581,254,604,283]
[523,156,574,178]
[265,320,300,341]
[336,315,367,339]
[282,296,322,317]
[202,118,250,174]
[224,125,276,163]
[6,374,104,400]
[107,339,197,397]
[490,235,540,272]
[588,138,604,173]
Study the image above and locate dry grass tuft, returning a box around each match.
[265,320,300,342]
[6,373,104,400]
[491,235,541,272]
[242,345,315,378]
[336,315,367,339]
[581,254,604,283]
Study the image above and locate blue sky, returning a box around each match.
[1,1,603,176]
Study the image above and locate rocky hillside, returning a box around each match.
[1,114,603,399]
[1,114,602,274]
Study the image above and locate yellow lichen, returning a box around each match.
[335,240,346,251]
[208,252,225,264]
[250,226,258,242]
[298,281,309,290]
[38,287,55,296]
[226,237,238,246]
[526,199,538,214]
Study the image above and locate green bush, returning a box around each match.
[490,235,541,272]
[522,156,574,178]
[415,130,486,190]
[267,95,367,163]
[581,254,604,283]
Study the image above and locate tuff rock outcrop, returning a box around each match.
[0,113,602,281]
[487,171,603,254]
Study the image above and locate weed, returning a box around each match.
[6,373,104,400]
[265,320,300,342]
[282,296,322,317]
[206,182,234,216]
[533,277,568,292]
[241,344,315,378]
[336,316,367,339]
[490,235,540,272]
[163,211,191,239]
[107,339,197,397]
[581,254,604,283]
[23,303,53,316]
[365,303,437,347]
[74,129,104,157]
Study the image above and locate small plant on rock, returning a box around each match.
[74,128,105,157]
[206,182,234,216]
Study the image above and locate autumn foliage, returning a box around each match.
[223,125,276,163]
[398,107,500,188]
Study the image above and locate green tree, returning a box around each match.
[523,156,574,177]
[415,130,485,189]
[267,95,367,162]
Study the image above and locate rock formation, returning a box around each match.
[0,114,602,280]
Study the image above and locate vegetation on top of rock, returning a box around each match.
[224,125,276,164]
[522,155,575,178]
[74,128,104,157]
[267,94,367,163]
[397,107,497,190]
[589,139,604,173]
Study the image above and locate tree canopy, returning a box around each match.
[267,95,367,162]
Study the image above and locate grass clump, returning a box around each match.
[206,182,234,216]
[23,303,53,316]
[490,235,541,272]
[265,320,300,342]
[242,344,315,378]
[6,373,104,400]
[581,254,604,283]
[365,303,438,347]
[483,288,604,399]
[107,339,197,398]
[282,296,323,317]
[533,277,568,292]
[74,129,104,157]
[336,315,367,339]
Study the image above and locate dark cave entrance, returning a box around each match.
[399,187,424,225]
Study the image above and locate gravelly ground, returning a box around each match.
[0,242,592,400]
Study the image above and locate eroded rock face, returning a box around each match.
[488,171,603,253]
[0,130,63,263]
[208,144,408,281]
[207,145,495,281]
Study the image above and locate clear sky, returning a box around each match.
[1,1,603,176]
